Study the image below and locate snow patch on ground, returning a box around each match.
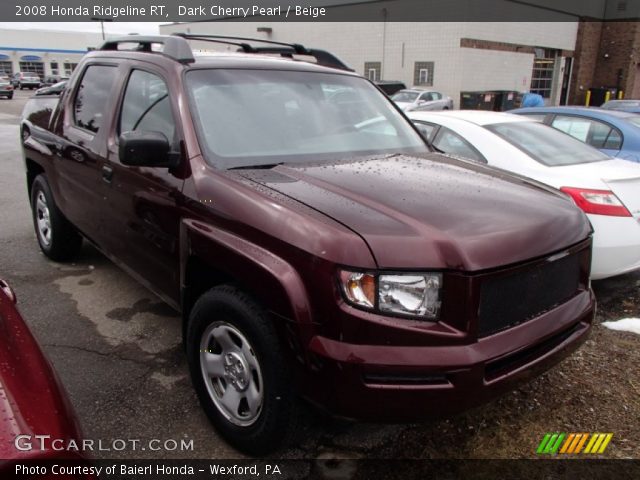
[602,318,640,335]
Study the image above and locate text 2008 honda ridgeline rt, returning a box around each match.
[20,35,595,454]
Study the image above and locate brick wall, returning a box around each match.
[593,21,639,92]
[569,20,603,105]
[570,20,640,105]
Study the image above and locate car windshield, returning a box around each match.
[391,91,419,102]
[186,69,427,169]
[486,121,610,166]
[604,100,640,109]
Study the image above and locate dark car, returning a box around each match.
[41,75,69,88]
[11,72,41,90]
[20,34,594,454]
[0,279,87,471]
[35,80,68,96]
[374,80,407,96]
[0,76,13,99]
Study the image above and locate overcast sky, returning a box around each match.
[0,22,163,35]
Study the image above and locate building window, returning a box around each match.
[64,62,78,77]
[530,49,556,98]
[364,62,381,81]
[0,61,13,77]
[50,62,59,76]
[414,62,434,86]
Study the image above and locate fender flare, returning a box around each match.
[180,218,314,328]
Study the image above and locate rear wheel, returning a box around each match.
[30,175,82,261]
[186,286,299,455]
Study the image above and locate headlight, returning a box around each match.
[339,270,442,320]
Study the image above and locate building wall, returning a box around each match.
[160,21,577,107]
[459,49,534,92]
[0,28,103,78]
[592,22,640,97]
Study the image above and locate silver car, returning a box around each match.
[391,88,454,112]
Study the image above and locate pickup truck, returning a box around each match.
[20,34,595,455]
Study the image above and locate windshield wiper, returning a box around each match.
[228,162,284,170]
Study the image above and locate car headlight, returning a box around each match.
[339,270,442,320]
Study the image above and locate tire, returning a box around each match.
[19,85,23,90]
[8,94,13,100]
[30,174,82,261]
[186,285,299,455]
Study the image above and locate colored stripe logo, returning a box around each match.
[537,433,613,455]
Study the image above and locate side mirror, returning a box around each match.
[119,131,180,168]
[0,279,16,304]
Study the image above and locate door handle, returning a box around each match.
[102,165,114,183]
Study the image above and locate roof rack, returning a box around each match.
[172,33,353,71]
[99,35,195,64]
[98,34,352,72]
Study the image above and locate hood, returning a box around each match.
[237,154,591,271]
[0,288,83,461]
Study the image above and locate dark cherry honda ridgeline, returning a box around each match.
[20,34,595,454]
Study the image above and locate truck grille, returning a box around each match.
[478,251,581,338]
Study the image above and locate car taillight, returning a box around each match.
[560,187,631,217]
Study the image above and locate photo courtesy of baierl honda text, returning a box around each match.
[1,1,639,479]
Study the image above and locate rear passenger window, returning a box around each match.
[413,120,437,140]
[119,70,175,144]
[551,115,622,150]
[433,127,485,163]
[73,65,117,133]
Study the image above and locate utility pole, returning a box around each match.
[91,17,113,40]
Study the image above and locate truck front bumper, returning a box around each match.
[302,290,594,421]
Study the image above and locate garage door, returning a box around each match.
[19,61,44,79]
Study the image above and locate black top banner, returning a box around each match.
[6,0,640,22]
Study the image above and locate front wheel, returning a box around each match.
[30,175,82,261]
[186,286,299,455]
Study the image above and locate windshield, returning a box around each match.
[391,91,419,103]
[486,121,610,166]
[185,69,427,169]
[604,100,640,109]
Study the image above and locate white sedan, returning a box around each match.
[391,88,454,112]
[408,110,640,280]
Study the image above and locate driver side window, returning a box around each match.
[119,70,175,145]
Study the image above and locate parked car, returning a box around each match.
[11,72,41,90]
[511,106,640,162]
[409,110,640,279]
[40,75,69,88]
[21,34,594,454]
[35,80,68,96]
[391,87,454,111]
[374,80,406,96]
[601,99,640,113]
[0,278,87,471]
[0,76,13,99]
